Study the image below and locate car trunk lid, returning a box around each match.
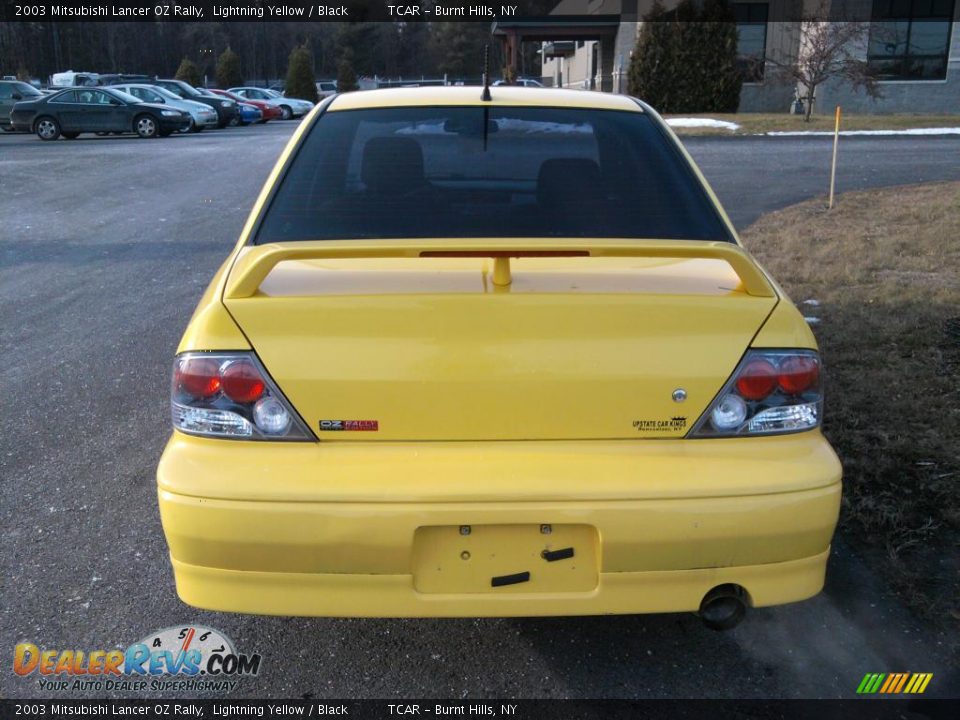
[222,239,777,441]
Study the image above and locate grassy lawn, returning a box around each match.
[740,182,960,627]
[665,113,960,135]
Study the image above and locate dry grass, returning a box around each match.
[741,182,960,625]
[665,112,960,136]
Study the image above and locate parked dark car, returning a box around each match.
[151,79,239,128]
[0,80,44,130]
[10,87,190,140]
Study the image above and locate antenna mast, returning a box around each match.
[481,44,492,101]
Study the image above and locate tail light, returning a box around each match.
[690,350,822,437]
[171,352,313,441]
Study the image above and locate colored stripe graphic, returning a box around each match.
[857,673,932,694]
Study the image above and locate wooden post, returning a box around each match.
[828,105,841,209]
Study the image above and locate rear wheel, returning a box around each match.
[189,121,204,133]
[62,131,80,140]
[279,105,293,120]
[180,118,194,134]
[35,117,60,141]
[229,115,242,127]
[134,114,158,139]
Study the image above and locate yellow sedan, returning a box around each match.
[157,87,841,628]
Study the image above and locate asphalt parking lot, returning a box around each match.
[2,123,959,700]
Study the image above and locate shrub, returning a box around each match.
[336,49,359,93]
[174,58,202,87]
[285,45,319,103]
[216,48,242,89]
[628,0,742,113]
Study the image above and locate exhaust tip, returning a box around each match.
[699,584,748,631]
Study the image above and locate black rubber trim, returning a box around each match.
[491,571,530,587]
[542,547,575,562]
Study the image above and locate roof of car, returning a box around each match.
[327,86,643,112]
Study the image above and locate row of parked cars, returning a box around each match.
[0,78,316,140]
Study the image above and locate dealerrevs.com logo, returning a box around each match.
[13,625,261,693]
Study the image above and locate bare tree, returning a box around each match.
[767,1,881,121]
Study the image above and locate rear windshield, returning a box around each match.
[255,106,732,243]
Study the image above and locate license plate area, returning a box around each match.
[412,524,598,594]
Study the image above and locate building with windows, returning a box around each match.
[531,0,959,113]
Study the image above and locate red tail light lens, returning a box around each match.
[221,360,266,403]
[175,357,221,399]
[779,356,820,395]
[691,349,822,437]
[170,352,312,441]
[735,359,778,400]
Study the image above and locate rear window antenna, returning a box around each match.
[481,44,492,101]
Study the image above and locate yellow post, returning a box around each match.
[828,105,841,209]
[492,256,512,286]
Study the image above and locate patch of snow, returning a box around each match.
[803,299,821,306]
[804,317,821,325]
[767,128,960,137]
[396,119,592,135]
[666,118,741,131]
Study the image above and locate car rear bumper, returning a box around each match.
[157,432,842,617]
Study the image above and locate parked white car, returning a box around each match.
[315,81,337,99]
[111,83,219,132]
[492,78,545,88]
[228,87,314,120]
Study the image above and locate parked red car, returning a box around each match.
[208,89,282,122]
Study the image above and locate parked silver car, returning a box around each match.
[110,83,218,132]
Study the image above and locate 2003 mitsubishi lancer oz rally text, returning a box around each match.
[156,86,842,628]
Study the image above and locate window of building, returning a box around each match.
[868,0,955,80]
[734,3,769,82]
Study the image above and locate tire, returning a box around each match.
[189,120,204,133]
[35,116,60,141]
[62,132,80,140]
[228,115,241,127]
[134,114,159,139]
[180,118,194,134]
[279,105,293,120]
[159,129,173,138]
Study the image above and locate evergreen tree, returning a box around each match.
[627,0,743,113]
[697,0,742,112]
[336,48,359,93]
[216,47,242,89]
[174,58,202,87]
[627,1,672,107]
[286,45,319,103]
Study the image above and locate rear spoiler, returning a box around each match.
[223,239,776,300]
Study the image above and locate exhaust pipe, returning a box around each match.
[699,584,748,631]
